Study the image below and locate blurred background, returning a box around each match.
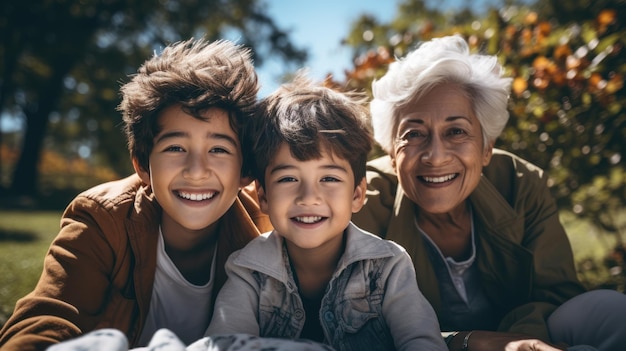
[0,0,624,326]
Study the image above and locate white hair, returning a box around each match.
[370,35,512,154]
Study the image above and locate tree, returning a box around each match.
[0,0,307,197]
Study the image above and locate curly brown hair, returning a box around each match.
[118,38,259,176]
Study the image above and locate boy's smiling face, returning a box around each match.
[135,105,247,239]
[258,143,366,252]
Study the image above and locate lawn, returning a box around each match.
[0,209,622,328]
[0,211,62,327]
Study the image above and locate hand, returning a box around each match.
[505,339,564,351]
[447,331,565,351]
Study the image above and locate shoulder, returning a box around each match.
[238,182,272,232]
[346,223,407,258]
[228,231,283,270]
[481,149,548,203]
[486,149,545,178]
[72,174,148,210]
[239,231,279,252]
[342,225,414,280]
[63,174,159,233]
[357,155,399,217]
[365,155,397,183]
[224,231,292,285]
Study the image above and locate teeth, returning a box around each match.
[295,216,322,224]
[423,174,456,183]
[178,191,215,201]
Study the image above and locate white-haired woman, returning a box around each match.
[353,35,626,351]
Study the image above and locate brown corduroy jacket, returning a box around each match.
[0,174,272,351]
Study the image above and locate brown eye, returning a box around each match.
[448,128,467,136]
[398,130,427,145]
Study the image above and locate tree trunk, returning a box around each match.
[9,63,69,197]
[9,109,49,196]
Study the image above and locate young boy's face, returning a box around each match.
[135,105,248,237]
[257,143,366,252]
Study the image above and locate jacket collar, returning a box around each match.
[232,222,396,287]
[383,174,527,313]
[469,176,520,239]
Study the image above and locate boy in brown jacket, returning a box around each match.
[0,38,271,351]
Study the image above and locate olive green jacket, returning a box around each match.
[352,149,586,341]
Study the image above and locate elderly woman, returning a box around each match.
[352,35,626,351]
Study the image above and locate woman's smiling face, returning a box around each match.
[391,84,493,215]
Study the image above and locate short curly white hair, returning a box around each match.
[370,35,512,154]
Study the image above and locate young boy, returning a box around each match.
[205,74,447,351]
[0,38,272,351]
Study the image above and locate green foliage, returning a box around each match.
[493,6,626,241]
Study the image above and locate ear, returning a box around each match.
[389,151,397,170]
[132,158,151,185]
[482,143,494,167]
[255,180,269,214]
[351,178,367,213]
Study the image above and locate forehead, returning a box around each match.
[272,142,333,160]
[270,143,350,169]
[157,106,233,130]
[397,85,476,126]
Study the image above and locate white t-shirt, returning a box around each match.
[137,229,215,346]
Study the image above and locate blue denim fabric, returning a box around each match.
[321,258,394,351]
[254,252,394,350]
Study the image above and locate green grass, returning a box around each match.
[0,210,621,329]
[0,211,61,326]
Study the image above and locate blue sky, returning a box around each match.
[256,0,518,97]
[257,0,402,96]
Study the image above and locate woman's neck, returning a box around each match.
[417,202,472,261]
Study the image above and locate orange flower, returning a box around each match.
[524,12,538,25]
[512,77,528,96]
[554,44,572,61]
[533,56,551,71]
[597,9,616,26]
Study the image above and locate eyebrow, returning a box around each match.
[269,163,349,175]
[154,131,239,147]
[402,115,472,124]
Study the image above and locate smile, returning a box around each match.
[293,216,324,224]
[420,174,458,183]
[177,191,216,201]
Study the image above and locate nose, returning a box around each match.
[421,136,451,166]
[296,181,322,206]
[183,151,210,180]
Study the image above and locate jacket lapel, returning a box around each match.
[470,177,533,311]
[384,186,442,314]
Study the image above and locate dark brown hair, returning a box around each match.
[118,38,259,176]
[252,72,373,188]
